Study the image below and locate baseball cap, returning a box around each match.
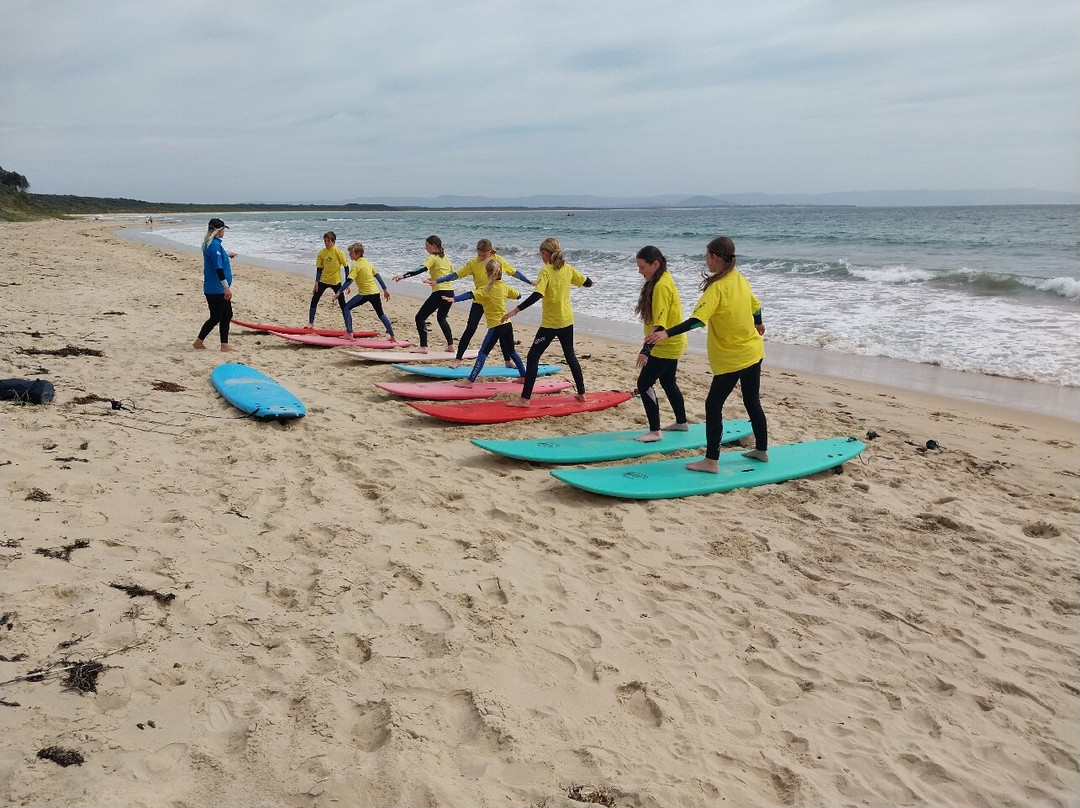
[208,218,229,230]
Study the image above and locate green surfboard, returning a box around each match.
[550,437,865,499]
[472,420,752,464]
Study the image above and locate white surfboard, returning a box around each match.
[345,349,478,363]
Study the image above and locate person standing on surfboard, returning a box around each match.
[306,231,350,330]
[424,239,532,367]
[194,218,236,352]
[502,237,593,408]
[633,245,689,442]
[645,236,768,472]
[337,242,398,341]
[447,258,527,387]
[392,235,456,353]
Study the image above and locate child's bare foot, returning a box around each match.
[410,346,429,354]
[686,458,718,474]
[220,344,234,352]
[453,378,473,388]
[575,393,588,403]
[742,449,770,462]
[635,431,662,443]
[303,323,314,330]
[449,359,460,369]
[505,397,531,408]
[192,339,206,350]
[663,422,689,432]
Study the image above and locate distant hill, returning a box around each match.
[354,189,1079,208]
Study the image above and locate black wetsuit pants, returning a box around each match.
[198,293,232,343]
[415,292,453,348]
[704,360,767,460]
[455,302,486,360]
[636,356,686,432]
[521,325,585,398]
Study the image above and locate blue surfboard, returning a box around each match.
[551,437,865,499]
[473,420,753,464]
[210,363,306,420]
[390,363,562,379]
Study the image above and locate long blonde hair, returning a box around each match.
[484,257,502,295]
[202,225,223,250]
[539,237,565,269]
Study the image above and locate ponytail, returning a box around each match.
[701,236,736,290]
[539,237,565,270]
[202,227,223,250]
[484,257,502,294]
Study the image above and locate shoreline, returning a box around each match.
[121,225,1080,425]
[1,217,1077,806]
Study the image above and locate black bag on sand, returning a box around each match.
[0,378,56,405]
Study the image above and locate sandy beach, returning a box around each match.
[1,218,1077,807]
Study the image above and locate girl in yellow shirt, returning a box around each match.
[503,237,594,407]
[633,245,689,442]
[449,259,526,386]
[645,236,768,472]
[392,235,456,352]
[427,238,533,366]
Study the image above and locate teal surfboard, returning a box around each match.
[551,437,865,499]
[391,363,562,379]
[210,363,306,421]
[473,420,752,464]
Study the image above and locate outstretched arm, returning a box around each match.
[643,317,703,344]
[502,291,543,322]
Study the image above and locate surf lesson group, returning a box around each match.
[195,217,770,475]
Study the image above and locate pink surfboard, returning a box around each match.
[232,319,377,338]
[408,391,633,424]
[272,332,412,349]
[375,378,573,401]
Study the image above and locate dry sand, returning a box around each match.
[1,218,1078,807]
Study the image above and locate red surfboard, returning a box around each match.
[231,319,377,338]
[272,332,412,349]
[407,391,632,424]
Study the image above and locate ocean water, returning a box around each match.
[141,205,1080,387]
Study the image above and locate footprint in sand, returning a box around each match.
[477,577,508,605]
[351,700,392,752]
[615,681,663,727]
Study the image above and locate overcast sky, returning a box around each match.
[2,0,1077,203]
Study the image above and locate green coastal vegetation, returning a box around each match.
[0,168,395,221]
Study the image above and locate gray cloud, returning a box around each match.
[1,0,1076,202]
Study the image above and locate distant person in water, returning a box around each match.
[194,218,236,352]
[425,238,532,366]
[633,245,688,442]
[645,236,768,472]
[393,235,456,353]
[502,237,593,407]
[306,231,350,329]
[337,242,396,340]
[447,258,526,387]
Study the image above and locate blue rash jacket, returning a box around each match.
[203,237,232,294]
